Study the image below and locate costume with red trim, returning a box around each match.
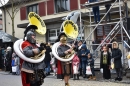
[20,25,46,86]
[56,32,72,79]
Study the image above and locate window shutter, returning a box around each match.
[70,0,78,10]
[80,0,88,8]
[80,0,88,4]
[20,7,26,20]
[47,0,54,15]
[39,2,46,16]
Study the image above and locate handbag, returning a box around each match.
[100,68,103,73]
[128,59,130,68]
[111,62,114,69]
[111,59,114,69]
[86,65,92,75]
[12,66,17,72]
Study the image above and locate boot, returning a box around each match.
[118,78,122,81]
[73,74,76,80]
[92,76,96,80]
[79,69,82,76]
[88,76,92,80]
[77,74,79,80]
[115,77,119,81]
[65,83,70,86]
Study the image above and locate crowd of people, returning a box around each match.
[0,35,128,86]
[0,40,126,80]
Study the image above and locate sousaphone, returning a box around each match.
[52,11,80,62]
[13,12,46,63]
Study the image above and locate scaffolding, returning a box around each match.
[80,0,130,68]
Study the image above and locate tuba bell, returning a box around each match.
[52,11,80,62]
[13,12,46,63]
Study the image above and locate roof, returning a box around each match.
[0,30,18,43]
[0,0,39,8]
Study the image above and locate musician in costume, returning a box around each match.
[20,25,46,86]
[56,32,74,86]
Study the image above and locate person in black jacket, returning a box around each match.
[5,47,12,73]
[44,42,52,75]
[0,47,3,70]
[100,46,111,79]
[105,4,111,22]
[112,42,122,81]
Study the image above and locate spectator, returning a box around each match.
[112,42,122,81]
[12,52,20,75]
[75,40,83,76]
[72,54,80,80]
[105,4,111,22]
[92,39,98,57]
[79,44,90,78]
[0,47,3,70]
[5,46,12,73]
[50,54,57,76]
[100,46,111,80]
[88,0,100,24]
[44,42,52,75]
[87,53,96,80]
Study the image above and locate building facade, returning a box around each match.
[1,0,130,44]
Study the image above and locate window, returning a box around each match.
[48,29,60,43]
[78,26,84,40]
[54,0,70,13]
[27,4,38,14]
[49,30,57,37]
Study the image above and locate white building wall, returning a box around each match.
[1,0,125,42]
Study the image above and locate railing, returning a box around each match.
[83,0,118,44]
[124,41,130,49]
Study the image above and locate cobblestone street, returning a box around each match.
[0,71,130,86]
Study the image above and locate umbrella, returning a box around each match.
[0,30,18,43]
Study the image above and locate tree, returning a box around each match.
[0,0,37,37]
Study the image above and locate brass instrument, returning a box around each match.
[14,12,46,63]
[52,11,80,62]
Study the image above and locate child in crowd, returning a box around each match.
[87,53,96,80]
[50,54,57,76]
[72,54,80,80]
[12,52,20,75]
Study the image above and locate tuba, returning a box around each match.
[13,12,46,63]
[52,11,80,62]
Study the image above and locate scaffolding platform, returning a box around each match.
[82,0,115,7]
[87,21,118,27]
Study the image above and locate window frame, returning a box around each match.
[54,0,70,13]
[27,4,39,16]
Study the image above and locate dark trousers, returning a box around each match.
[45,61,51,73]
[82,61,87,75]
[105,5,111,22]
[115,68,122,78]
[103,64,111,79]
[79,58,82,75]
[30,82,40,86]
[92,6,100,23]
[0,58,3,69]
[91,67,95,76]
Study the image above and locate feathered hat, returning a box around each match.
[23,25,38,40]
[55,32,67,42]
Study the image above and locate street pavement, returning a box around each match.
[0,71,130,86]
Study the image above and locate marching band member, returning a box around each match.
[56,32,74,86]
[20,25,46,86]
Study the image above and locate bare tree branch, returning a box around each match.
[0,0,12,18]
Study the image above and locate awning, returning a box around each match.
[0,30,18,43]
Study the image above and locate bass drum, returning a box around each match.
[52,42,75,62]
[13,39,45,63]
